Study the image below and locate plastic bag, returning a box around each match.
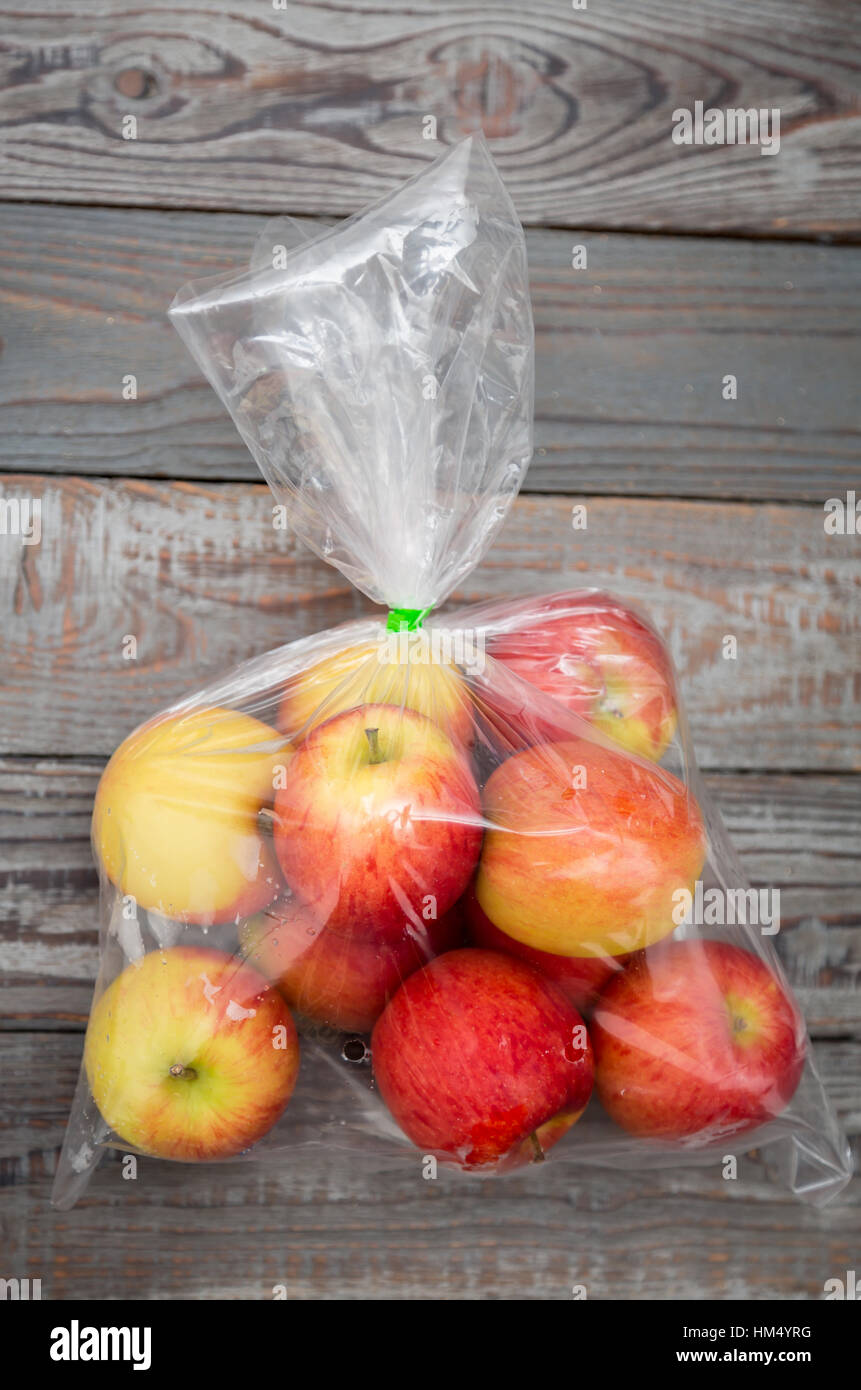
[53,136,851,1210]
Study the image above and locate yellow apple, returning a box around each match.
[93,706,290,925]
[277,638,474,746]
[85,946,300,1160]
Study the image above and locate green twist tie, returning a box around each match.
[386,606,431,632]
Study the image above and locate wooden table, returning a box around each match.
[1,1,859,1301]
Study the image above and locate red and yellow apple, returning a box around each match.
[464,887,627,1014]
[93,706,289,925]
[485,592,677,762]
[240,895,464,1033]
[371,949,594,1170]
[592,939,805,1140]
[278,638,473,746]
[84,945,300,1160]
[273,704,482,942]
[475,737,705,957]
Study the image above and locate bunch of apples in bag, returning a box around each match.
[53,138,850,1208]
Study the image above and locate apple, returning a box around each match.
[278,637,473,747]
[93,706,289,925]
[240,894,464,1032]
[464,887,626,1014]
[475,737,705,957]
[84,945,300,1160]
[273,703,482,942]
[371,948,593,1170]
[485,591,677,762]
[591,939,805,1140]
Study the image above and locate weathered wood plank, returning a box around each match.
[0,475,371,755]
[0,479,857,769]
[1,1032,857,1300]
[0,760,858,1030]
[0,2,858,236]
[1,204,859,500]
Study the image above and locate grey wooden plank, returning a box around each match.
[1,205,859,499]
[1,1032,857,1300]
[0,2,858,236]
[0,759,858,1030]
[2,478,857,769]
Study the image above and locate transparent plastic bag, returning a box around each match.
[53,136,851,1210]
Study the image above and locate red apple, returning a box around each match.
[84,946,300,1161]
[371,948,594,1171]
[273,704,482,943]
[476,737,705,957]
[484,591,677,762]
[592,939,805,1140]
[464,887,626,1014]
[240,894,464,1032]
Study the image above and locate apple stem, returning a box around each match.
[257,808,276,836]
[169,1063,197,1081]
[527,1131,545,1163]
[365,727,384,764]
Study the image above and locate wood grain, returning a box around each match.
[0,2,859,236]
[1,204,859,500]
[0,1032,857,1300]
[0,478,857,769]
[1,758,857,1030]
[1,0,858,1305]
